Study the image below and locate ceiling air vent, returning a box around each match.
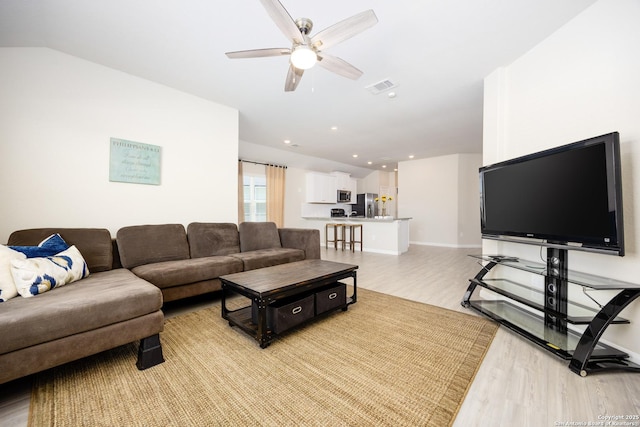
[366,78,397,95]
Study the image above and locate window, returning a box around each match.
[243,172,266,222]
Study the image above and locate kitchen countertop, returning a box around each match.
[301,216,411,254]
[302,216,412,222]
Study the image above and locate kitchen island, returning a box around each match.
[302,217,411,255]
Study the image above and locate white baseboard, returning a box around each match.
[597,338,640,366]
[362,248,404,256]
[321,241,404,256]
[410,241,482,249]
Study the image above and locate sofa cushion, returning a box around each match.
[229,248,305,271]
[0,246,26,302]
[8,228,113,273]
[187,223,240,257]
[131,256,243,289]
[0,268,162,355]
[238,222,282,252]
[9,233,69,258]
[117,224,190,269]
[12,245,89,297]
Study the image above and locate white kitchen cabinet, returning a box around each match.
[347,178,357,197]
[332,172,357,202]
[306,172,337,203]
[332,172,351,190]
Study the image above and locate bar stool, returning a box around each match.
[344,224,363,252]
[325,223,345,250]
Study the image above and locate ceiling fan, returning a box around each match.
[225,0,378,92]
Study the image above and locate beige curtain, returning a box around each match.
[266,164,286,227]
[237,160,245,224]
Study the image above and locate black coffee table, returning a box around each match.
[220,259,358,348]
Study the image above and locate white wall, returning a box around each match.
[398,153,482,247]
[483,0,640,359]
[0,48,239,242]
[284,166,308,229]
[359,171,382,194]
[457,154,483,246]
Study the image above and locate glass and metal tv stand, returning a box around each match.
[461,250,640,376]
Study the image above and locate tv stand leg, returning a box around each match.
[569,288,640,376]
[461,260,498,307]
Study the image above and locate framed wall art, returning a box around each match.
[109,138,161,185]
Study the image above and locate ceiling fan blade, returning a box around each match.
[284,64,304,92]
[259,0,304,44]
[316,53,363,80]
[311,10,378,51]
[226,48,291,59]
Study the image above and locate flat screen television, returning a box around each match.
[480,132,624,256]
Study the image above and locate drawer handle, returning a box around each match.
[292,306,302,314]
[328,292,338,300]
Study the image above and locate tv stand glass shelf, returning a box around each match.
[462,253,640,376]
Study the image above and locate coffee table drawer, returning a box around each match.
[252,295,315,334]
[316,282,347,315]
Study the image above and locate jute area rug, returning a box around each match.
[29,288,497,427]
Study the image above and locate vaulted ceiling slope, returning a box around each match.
[0,0,597,176]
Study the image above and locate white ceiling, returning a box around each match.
[0,0,597,178]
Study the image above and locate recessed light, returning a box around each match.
[388,92,396,98]
[331,126,338,131]
[284,139,291,144]
[352,154,358,158]
[382,165,387,168]
[409,154,415,159]
[367,161,372,165]
[394,168,398,172]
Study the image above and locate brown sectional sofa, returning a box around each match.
[0,222,320,384]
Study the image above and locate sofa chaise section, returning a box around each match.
[1,228,164,385]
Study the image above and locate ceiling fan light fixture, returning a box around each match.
[291,45,317,70]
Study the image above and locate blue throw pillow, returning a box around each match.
[9,233,70,258]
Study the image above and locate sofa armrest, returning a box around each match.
[278,228,321,260]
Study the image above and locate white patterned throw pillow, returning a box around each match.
[11,245,90,298]
[0,245,27,302]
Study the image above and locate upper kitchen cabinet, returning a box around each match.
[306,172,337,203]
[331,172,357,198]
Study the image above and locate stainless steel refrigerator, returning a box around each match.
[354,193,378,218]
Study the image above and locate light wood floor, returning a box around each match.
[1,245,639,426]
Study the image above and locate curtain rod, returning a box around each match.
[239,159,287,168]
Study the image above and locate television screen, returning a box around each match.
[480,132,624,255]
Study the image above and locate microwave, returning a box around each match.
[337,190,351,203]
